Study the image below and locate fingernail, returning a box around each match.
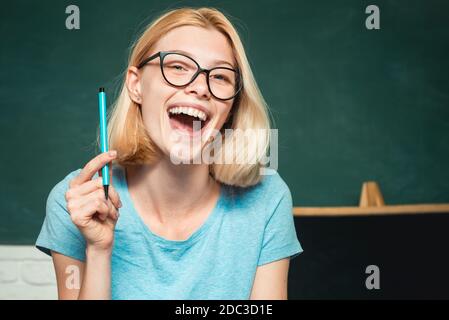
[109,150,117,157]
[118,201,122,208]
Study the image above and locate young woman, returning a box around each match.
[36,7,303,300]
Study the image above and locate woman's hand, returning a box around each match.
[65,151,122,251]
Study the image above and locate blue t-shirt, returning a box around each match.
[36,165,303,299]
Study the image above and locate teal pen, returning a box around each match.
[98,87,109,200]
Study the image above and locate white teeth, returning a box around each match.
[168,106,207,121]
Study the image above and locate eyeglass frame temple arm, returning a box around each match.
[136,52,161,69]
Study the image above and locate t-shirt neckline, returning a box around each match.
[116,165,225,249]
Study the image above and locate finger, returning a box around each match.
[70,151,117,188]
[80,174,120,209]
[80,198,110,222]
[67,177,103,199]
[73,189,119,221]
[70,197,109,226]
[92,198,118,222]
[69,189,108,215]
[98,157,113,183]
[106,199,119,221]
[98,157,115,203]
[107,185,122,209]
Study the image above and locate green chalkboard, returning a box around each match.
[1,0,448,245]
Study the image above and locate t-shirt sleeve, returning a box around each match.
[35,169,87,262]
[257,188,303,266]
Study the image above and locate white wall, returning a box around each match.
[0,245,57,300]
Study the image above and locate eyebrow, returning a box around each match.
[170,49,236,69]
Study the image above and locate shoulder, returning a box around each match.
[37,168,86,260]
[223,169,292,221]
[47,168,82,203]
[249,169,291,199]
[228,168,290,199]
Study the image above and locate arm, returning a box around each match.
[52,247,112,300]
[249,258,290,300]
[50,151,120,300]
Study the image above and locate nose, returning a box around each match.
[184,71,211,99]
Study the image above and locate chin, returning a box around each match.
[166,140,204,165]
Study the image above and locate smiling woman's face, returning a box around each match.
[127,25,237,163]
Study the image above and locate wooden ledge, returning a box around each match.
[292,181,449,217]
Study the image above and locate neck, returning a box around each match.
[126,155,217,223]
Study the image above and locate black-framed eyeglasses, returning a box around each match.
[137,51,243,101]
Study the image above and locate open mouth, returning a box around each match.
[167,105,210,135]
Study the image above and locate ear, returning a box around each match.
[126,66,142,104]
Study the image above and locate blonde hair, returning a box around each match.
[102,7,271,187]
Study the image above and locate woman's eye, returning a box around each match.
[167,64,187,71]
[212,74,228,82]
